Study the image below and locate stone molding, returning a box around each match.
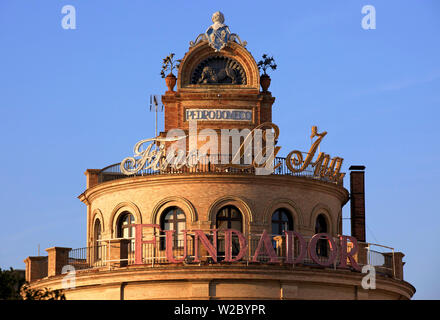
[109,201,143,237]
[309,203,335,235]
[206,195,253,235]
[150,196,198,225]
[91,209,105,233]
[177,42,259,90]
[262,198,305,227]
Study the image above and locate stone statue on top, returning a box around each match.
[190,11,247,52]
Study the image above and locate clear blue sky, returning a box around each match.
[0,0,439,299]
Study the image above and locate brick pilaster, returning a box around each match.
[84,169,101,189]
[46,247,71,277]
[23,256,48,282]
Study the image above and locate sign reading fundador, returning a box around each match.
[185,108,253,121]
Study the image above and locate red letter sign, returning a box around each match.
[284,231,307,264]
[165,230,188,263]
[194,230,218,263]
[308,233,337,266]
[339,235,361,271]
[134,224,161,265]
[252,230,278,263]
[224,229,248,262]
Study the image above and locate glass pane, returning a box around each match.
[176,210,185,219]
[218,209,227,218]
[230,208,240,219]
[95,221,101,240]
[232,237,240,255]
[164,222,172,230]
[316,215,327,233]
[272,223,279,235]
[230,220,241,231]
[177,221,186,233]
[217,220,228,230]
[321,218,327,232]
[218,239,225,252]
[121,213,133,225]
[165,211,174,221]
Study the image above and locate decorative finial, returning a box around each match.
[189,12,247,51]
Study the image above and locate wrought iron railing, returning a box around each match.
[365,243,396,277]
[68,245,107,270]
[85,233,395,278]
[38,234,395,280]
[30,236,398,283]
[97,154,343,185]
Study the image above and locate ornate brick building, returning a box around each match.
[24,12,415,300]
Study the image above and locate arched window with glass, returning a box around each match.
[216,205,243,259]
[117,212,135,252]
[315,214,328,257]
[271,208,293,255]
[160,207,186,250]
[271,208,293,235]
[94,219,102,261]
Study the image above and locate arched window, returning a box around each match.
[271,209,293,254]
[216,206,242,231]
[94,219,102,261]
[271,208,293,235]
[117,212,135,238]
[117,212,135,253]
[315,214,328,257]
[216,206,243,259]
[160,207,186,249]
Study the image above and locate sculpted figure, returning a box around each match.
[189,12,248,50]
[198,65,238,84]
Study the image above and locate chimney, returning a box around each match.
[349,165,366,242]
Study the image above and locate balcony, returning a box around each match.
[24,233,404,283]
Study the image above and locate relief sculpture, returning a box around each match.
[191,56,246,85]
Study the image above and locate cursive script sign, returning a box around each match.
[120,123,345,183]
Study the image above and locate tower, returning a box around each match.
[23,12,415,300]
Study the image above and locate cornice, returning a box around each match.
[79,174,349,206]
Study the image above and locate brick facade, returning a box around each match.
[23,20,415,299]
